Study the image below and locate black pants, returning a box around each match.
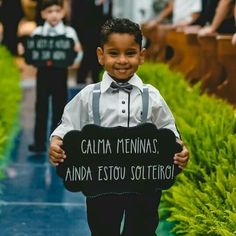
[76,28,102,84]
[34,67,68,146]
[70,0,112,84]
[86,192,162,236]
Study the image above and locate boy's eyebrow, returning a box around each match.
[105,47,139,51]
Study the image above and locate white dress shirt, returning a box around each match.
[32,21,79,42]
[51,72,180,139]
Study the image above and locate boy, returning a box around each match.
[49,18,189,236]
[19,0,83,152]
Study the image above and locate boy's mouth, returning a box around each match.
[115,66,130,71]
[115,69,130,74]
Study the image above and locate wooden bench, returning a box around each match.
[216,35,236,105]
[198,34,226,93]
[166,27,204,84]
[180,27,204,83]
[166,29,185,69]
[142,24,171,62]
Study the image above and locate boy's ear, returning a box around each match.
[139,48,146,65]
[96,47,104,65]
[41,10,46,20]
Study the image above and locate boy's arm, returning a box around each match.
[70,41,83,69]
[49,136,66,166]
[67,26,84,69]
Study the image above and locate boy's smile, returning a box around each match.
[97,33,146,80]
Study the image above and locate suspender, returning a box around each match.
[92,82,149,125]
[92,83,102,126]
[141,87,149,123]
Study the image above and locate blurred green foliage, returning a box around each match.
[138,63,236,236]
[0,46,21,168]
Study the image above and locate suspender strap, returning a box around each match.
[92,83,149,125]
[92,82,101,125]
[141,86,149,123]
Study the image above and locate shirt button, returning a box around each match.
[122,109,126,113]
[122,100,125,104]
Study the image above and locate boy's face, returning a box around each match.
[97,33,146,80]
[41,5,65,26]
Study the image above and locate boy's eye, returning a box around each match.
[126,51,137,56]
[108,51,119,56]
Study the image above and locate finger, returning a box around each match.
[49,151,66,161]
[49,153,63,162]
[49,157,59,166]
[50,148,65,157]
[50,144,66,156]
[54,140,63,148]
[174,154,189,163]
[175,161,187,169]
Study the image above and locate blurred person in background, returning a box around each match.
[141,0,173,60]
[141,0,202,61]
[18,0,83,152]
[198,0,235,36]
[70,0,113,85]
[0,0,24,55]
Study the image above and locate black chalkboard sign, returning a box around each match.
[56,123,182,197]
[22,35,76,68]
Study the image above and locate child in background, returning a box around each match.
[49,18,189,236]
[19,0,83,152]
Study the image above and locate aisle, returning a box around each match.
[0,69,90,235]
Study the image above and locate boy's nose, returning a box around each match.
[118,55,128,63]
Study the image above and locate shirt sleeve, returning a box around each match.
[50,85,92,139]
[148,85,180,139]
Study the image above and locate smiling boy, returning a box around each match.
[49,18,189,236]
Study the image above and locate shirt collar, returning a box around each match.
[43,21,65,35]
[100,71,144,93]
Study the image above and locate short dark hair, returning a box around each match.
[41,0,63,10]
[99,18,143,48]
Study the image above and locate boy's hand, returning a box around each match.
[174,140,189,169]
[49,136,66,166]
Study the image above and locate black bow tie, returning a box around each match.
[110,82,133,93]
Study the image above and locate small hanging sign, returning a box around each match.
[22,35,76,68]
